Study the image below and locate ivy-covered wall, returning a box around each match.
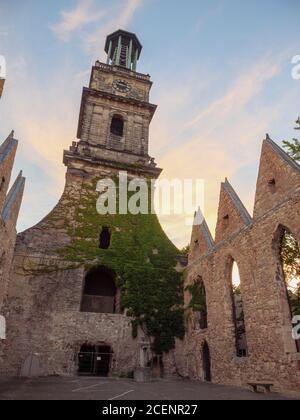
[52,175,186,355]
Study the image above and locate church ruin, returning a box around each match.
[0,30,299,392]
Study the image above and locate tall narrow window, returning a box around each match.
[230,260,248,357]
[99,227,111,249]
[198,281,208,330]
[0,177,5,192]
[110,116,124,137]
[187,276,208,330]
[278,227,300,352]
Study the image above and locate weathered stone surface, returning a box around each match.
[0,132,25,310]
[172,136,300,392]
[0,59,178,379]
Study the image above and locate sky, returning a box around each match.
[0,0,299,248]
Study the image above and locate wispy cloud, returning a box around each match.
[50,0,144,58]
[152,53,288,247]
[50,0,107,41]
[187,53,281,129]
[83,0,143,58]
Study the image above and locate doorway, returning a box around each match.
[78,344,113,377]
[202,341,211,382]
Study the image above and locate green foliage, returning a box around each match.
[122,266,184,354]
[282,116,300,161]
[289,288,300,316]
[185,280,206,312]
[180,245,190,256]
[57,176,185,355]
[281,230,300,316]
[281,232,300,281]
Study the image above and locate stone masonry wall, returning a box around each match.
[173,138,300,392]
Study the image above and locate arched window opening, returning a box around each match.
[230,260,248,357]
[0,177,5,192]
[268,178,276,194]
[99,226,111,249]
[187,276,208,330]
[278,227,300,352]
[202,341,211,382]
[81,266,117,314]
[110,115,124,137]
[198,281,208,330]
[223,214,230,228]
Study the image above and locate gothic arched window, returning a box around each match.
[198,281,208,330]
[188,276,208,330]
[275,226,300,352]
[110,115,124,137]
[229,259,248,357]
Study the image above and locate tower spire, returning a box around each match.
[105,29,143,71]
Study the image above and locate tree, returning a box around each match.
[281,230,300,316]
[282,116,300,161]
[281,118,300,315]
[180,245,190,256]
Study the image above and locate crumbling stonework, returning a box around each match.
[0,131,25,311]
[175,136,300,392]
[2,29,300,393]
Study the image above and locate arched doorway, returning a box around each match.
[202,341,211,382]
[78,343,113,377]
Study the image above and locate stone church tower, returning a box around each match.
[1,30,180,377]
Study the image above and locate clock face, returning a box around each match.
[113,79,131,93]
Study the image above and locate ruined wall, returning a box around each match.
[175,137,300,392]
[1,255,136,376]
[0,133,25,311]
[1,155,179,376]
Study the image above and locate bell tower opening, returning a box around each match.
[110,116,124,137]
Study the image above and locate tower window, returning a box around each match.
[99,227,111,249]
[110,116,124,137]
[268,178,276,193]
[223,214,229,228]
[0,177,5,192]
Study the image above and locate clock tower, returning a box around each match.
[64,29,161,179]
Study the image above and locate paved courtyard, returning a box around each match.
[0,376,297,400]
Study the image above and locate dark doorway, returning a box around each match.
[78,344,112,377]
[202,341,211,382]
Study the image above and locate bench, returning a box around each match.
[248,382,274,393]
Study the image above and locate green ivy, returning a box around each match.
[122,265,184,354]
[56,176,185,355]
[185,281,207,312]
